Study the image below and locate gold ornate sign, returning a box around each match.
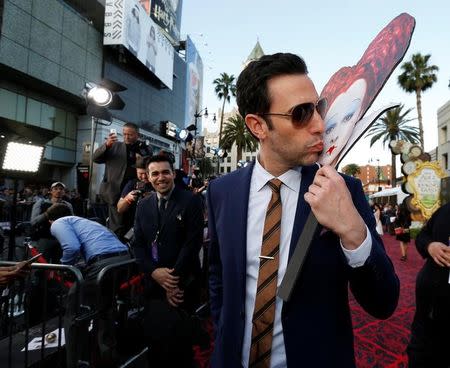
[407,161,447,219]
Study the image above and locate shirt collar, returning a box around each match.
[253,157,302,193]
[156,187,174,202]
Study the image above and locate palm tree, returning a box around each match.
[342,164,361,177]
[365,105,420,186]
[398,53,439,148]
[221,115,258,162]
[197,157,215,178]
[213,73,236,147]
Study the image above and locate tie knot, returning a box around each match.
[267,178,282,193]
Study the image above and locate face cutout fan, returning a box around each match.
[278,13,416,302]
[318,13,416,168]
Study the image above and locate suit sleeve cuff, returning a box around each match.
[340,225,372,268]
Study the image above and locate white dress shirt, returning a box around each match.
[241,160,372,368]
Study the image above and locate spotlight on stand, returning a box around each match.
[217,148,228,158]
[86,85,112,106]
[0,117,58,260]
[178,129,194,143]
[81,79,127,204]
[82,79,127,121]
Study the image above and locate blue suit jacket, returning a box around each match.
[207,163,399,368]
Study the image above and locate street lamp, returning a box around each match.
[190,107,216,159]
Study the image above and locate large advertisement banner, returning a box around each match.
[138,0,183,44]
[104,0,174,89]
[184,36,204,130]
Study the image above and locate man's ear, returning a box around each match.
[245,114,267,140]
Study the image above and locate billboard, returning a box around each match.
[104,0,175,89]
[138,0,183,44]
[184,36,204,130]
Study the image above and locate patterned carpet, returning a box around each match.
[352,233,424,368]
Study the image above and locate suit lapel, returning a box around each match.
[288,164,319,259]
[229,163,253,284]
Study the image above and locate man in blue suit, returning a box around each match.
[207,53,399,368]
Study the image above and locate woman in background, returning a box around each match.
[373,203,384,236]
[396,203,411,261]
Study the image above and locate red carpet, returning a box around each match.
[195,233,423,367]
[352,233,424,367]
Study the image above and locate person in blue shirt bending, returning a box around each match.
[46,203,130,367]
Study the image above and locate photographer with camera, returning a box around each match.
[93,123,152,239]
[117,156,153,238]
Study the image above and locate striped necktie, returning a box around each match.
[249,178,283,368]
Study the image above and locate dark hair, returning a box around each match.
[135,156,148,169]
[46,203,72,221]
[124,122,139,133]
[147,154,174,171]
[236,53,308,120]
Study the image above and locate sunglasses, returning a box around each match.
[259,98,327,126]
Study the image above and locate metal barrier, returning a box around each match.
[0,262,83,368]
[92,259,147,367]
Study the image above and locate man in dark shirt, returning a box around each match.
[407,202,450,368]
[134,154,205,366]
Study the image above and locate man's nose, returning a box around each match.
[310,111,325,134]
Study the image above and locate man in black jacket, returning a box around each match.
[133,154,204,366]
[407,202,450,368]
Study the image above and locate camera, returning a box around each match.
[134,140,152,157]
[133,181,146,200]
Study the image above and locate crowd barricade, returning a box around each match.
[0,262,83,368]
[0,202,33,223]
[90,258,148,367]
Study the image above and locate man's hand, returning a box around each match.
[151,268,179,291]
[0,264,30,286]
[105,132,118,148]
[427,242,450,267]
[304,166,366,250]
[166,287,184,307]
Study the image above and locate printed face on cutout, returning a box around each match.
[321,79,367,166]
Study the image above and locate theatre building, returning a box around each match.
[0,0,203,197]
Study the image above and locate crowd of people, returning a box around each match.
[0,52,449,368]
[370,202,413,262]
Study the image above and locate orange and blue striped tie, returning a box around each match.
[249,178,283,368]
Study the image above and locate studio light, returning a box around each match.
[178,129,194,142]
[87,85,113,106]
[217,148,228,158]
[2,142,44,172]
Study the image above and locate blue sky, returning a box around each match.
[180,0,449,169]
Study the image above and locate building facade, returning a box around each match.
[437,100,450,175]
[0,0,195,196]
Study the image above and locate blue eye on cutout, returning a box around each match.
[342,98,362,124]
[325,120,337,135]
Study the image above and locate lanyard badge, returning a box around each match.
[151,231,160,262]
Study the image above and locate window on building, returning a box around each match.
[227,167,231,173]
[227,157,231,163]
[443,153,448,170]
[0,88,77,153]
[220,167,224,173]
[246,156,250,161]
[439,126,448,145]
